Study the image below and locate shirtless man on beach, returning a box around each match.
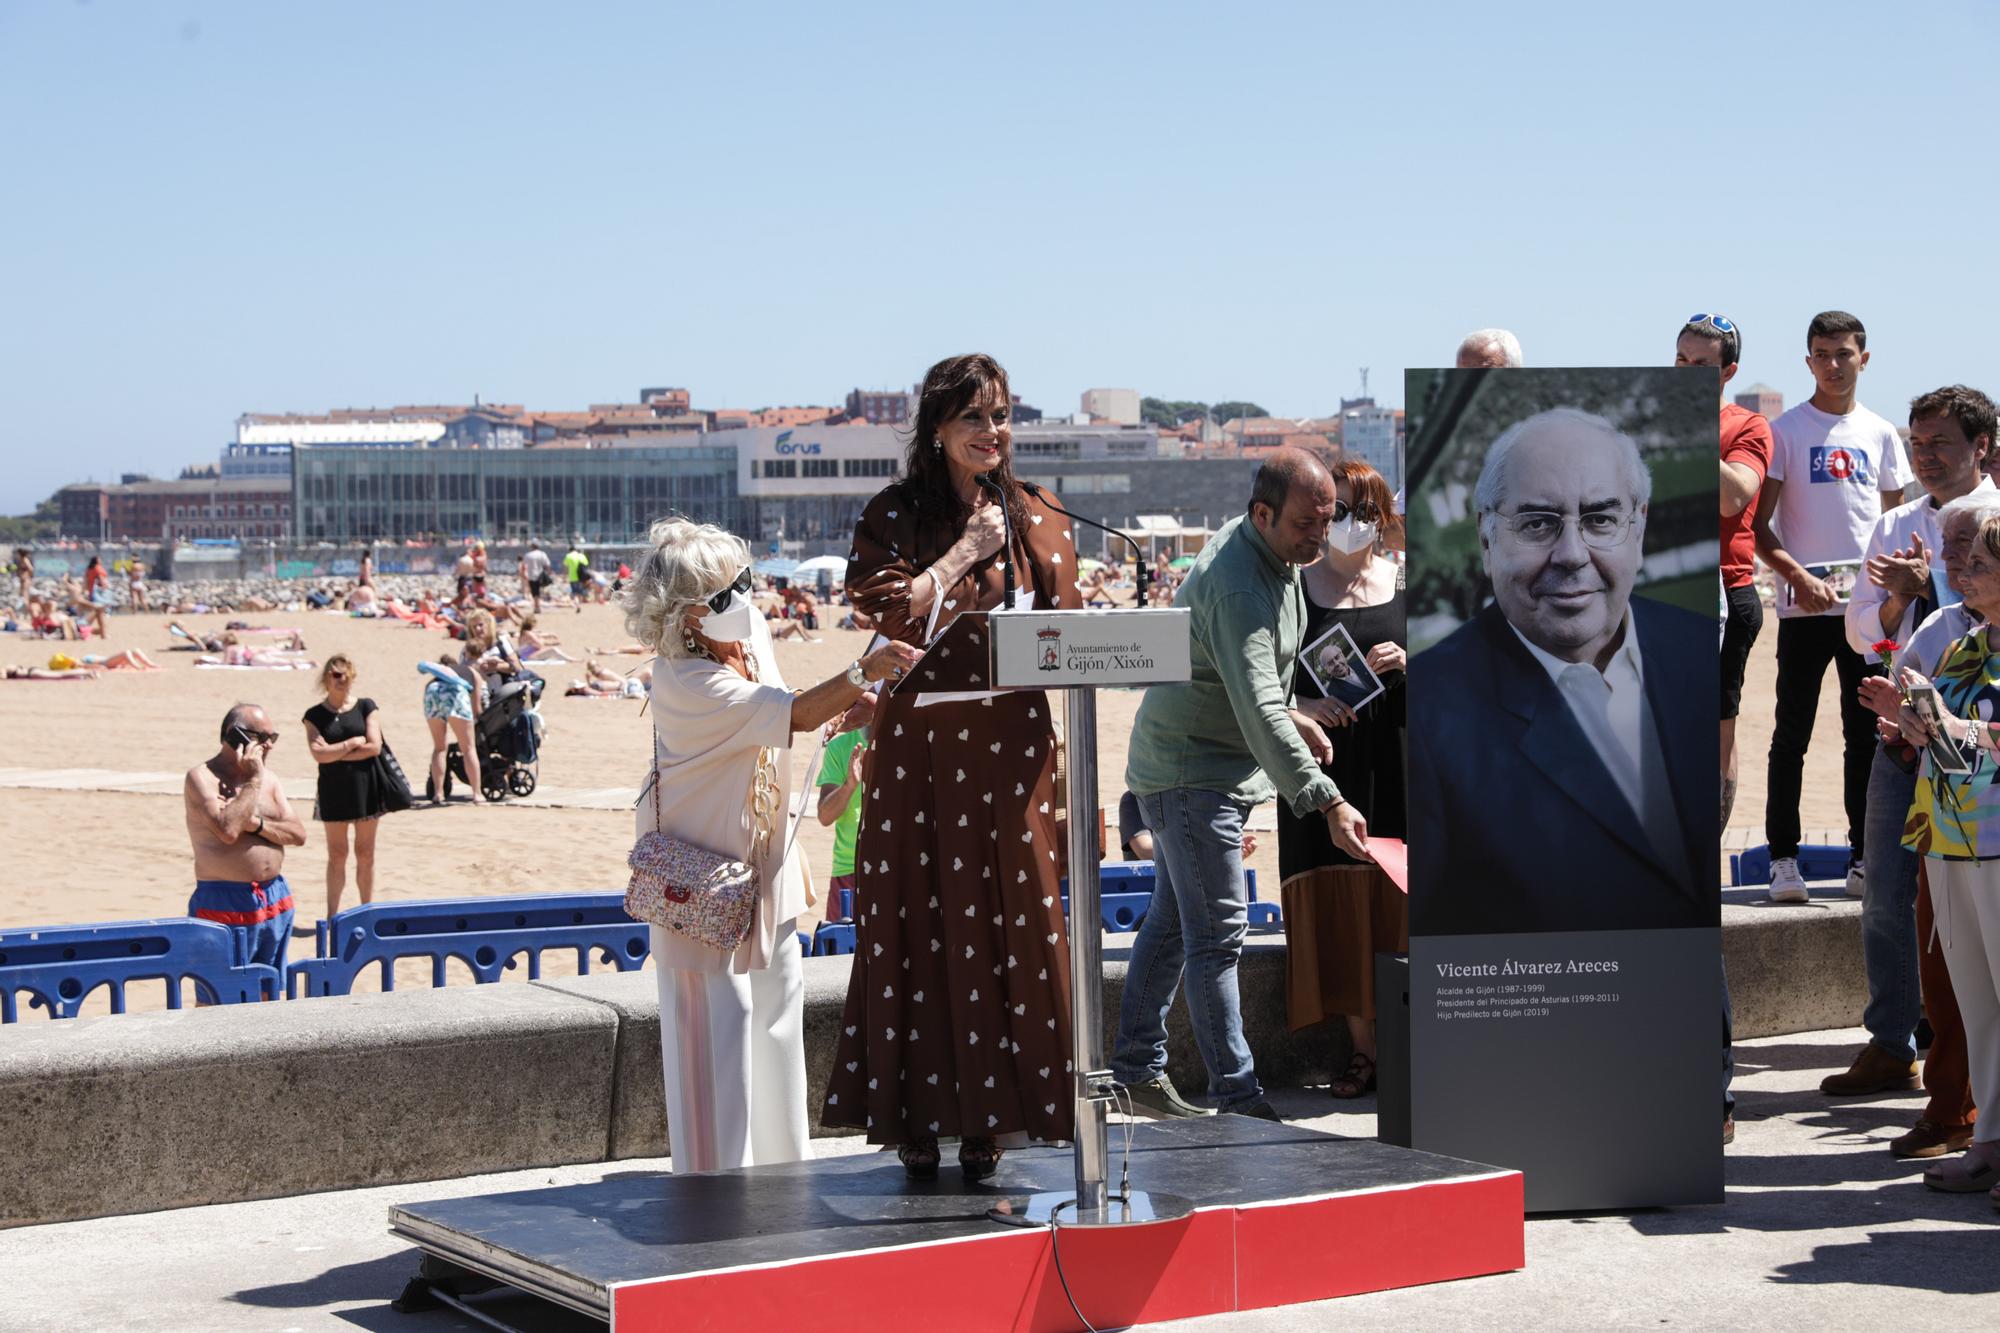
[184,704,309,975]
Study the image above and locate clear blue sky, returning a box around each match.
[3,1,1995,514]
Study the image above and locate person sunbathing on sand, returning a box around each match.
[82,648,164,671]
[5,665,99,680]
[566,659,651,697]
[516,615,575,662]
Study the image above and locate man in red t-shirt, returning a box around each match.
[1677,314,1772,829]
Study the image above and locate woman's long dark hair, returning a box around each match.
[900,353,1029,535]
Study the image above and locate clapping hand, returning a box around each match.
[1857,674,1903,722]
[1868,533,1931,598]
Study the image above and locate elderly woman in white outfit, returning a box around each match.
[623,518,917,1174]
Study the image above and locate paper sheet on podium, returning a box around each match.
[889,611,994,700]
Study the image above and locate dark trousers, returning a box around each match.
[1917,863,1978,1130]
[1765,615,1879,860]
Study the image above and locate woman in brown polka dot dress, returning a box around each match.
[822,353,1082,1182]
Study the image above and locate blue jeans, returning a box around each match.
[1111,788,1261,1110]
[1861,745,1922,1062]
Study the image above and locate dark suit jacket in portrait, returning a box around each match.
[1407,598,1719,937]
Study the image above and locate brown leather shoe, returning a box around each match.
[1819,1044,1921,1096]
[1891,1119,1975,1159]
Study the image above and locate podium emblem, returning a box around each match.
[1037,626,1062,671]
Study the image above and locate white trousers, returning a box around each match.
[652,922,810,1173]
[1930,860,2000,1147]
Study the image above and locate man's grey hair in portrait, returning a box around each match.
[1474,407,1652,537]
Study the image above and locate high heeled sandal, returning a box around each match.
[1329,1051,1377,1099]
[898,1137,940,1180]
[959,1137,1005,1183]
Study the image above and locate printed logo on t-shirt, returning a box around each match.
[1809,446,1870,485]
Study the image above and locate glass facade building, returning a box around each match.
[293,444,743,543]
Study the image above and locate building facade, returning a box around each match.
[58,478,293,542]
[1339,402,1403,491]
[292,443,742,544]
[1081,388,1141,425]
[1734,383,1784,419]
[286,422,1260,559]
[845,388,913,425]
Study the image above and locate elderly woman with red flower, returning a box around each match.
[1889,503,2000,1204]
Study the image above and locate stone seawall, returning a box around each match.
[0,905,1863,1228]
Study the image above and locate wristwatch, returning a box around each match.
[845,659,869,688]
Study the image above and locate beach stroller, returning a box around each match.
[430,674,545,802]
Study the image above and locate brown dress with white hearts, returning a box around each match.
[821,482,1081,1146]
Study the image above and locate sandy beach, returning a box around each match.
[0,595,1847,1016]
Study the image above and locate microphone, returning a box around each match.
[975,473,1017,609]
[1018,481,1150,607]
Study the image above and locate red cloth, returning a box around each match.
[1719,402,1773,588]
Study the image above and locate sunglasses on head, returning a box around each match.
[705,568,753,615]
[1687,312,1737,334]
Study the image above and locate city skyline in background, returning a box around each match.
[4,1,1997,514]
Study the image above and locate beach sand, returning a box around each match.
[0,599,1843,1016]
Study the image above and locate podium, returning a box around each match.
[981,606,1193,1228]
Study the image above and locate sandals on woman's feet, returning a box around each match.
[1329,1051,1378,1100]
[959,1137,1005,1183]
[898,1137,940,1181]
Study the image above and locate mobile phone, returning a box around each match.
[227,725,256,749]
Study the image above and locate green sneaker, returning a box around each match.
[1115,1075,1213,1120]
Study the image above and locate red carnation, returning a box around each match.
[1872,638,1899,655]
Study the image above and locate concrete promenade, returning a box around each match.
[0,1024,1992,1332]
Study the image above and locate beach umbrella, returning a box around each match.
[754,557,800,577]
[794,554,847,576]
[1169,555,1196,570]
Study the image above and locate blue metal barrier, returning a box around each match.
[0,918,280,1022]
[288,893,650,998]
[1061,862,1276,931]
[813,923,858,956]
[1729,844,1850,888]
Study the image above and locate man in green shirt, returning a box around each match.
[563,543,590,612]
[816,727,868,923]
[1114,447,1371,1119]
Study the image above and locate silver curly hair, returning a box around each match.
[621,517,752,658]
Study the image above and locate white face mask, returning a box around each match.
[1326,514,1378,555]
[701,590,757,642]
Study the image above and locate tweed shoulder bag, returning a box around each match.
[624,647,827,953]
[625,750,766,952]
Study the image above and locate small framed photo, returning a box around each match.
[1909,684,1975,776]
[1301,622,1384,713]
[1781,560,1862,611]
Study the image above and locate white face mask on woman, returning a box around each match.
[701,590,758,642]
[1325,514,1378,556]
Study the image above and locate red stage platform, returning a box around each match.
[390,1115,1522,1331]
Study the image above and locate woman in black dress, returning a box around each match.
[1277,457,1407,1098]
[302,653,389,918]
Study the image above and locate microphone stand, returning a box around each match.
[976,473,1017,608]
[1020,481,1149,606]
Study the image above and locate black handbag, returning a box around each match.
[374,741,415,814]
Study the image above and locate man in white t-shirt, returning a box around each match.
[1750,311,1909,903]
[518,540,554,614]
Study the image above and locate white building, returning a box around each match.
[1340,403,1402,491]
[1080,388,1141,425]
[237,414,447,448]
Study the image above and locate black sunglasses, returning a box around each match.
[705,568,753,615]
[1333,499,1380,523]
